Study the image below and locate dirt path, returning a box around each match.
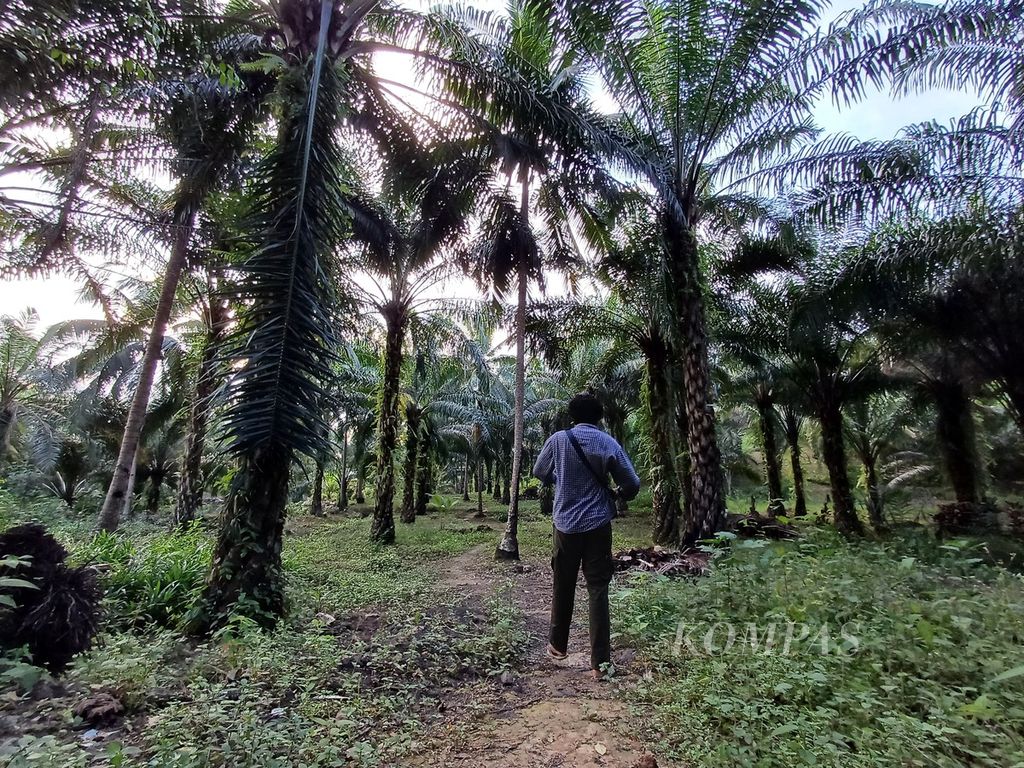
[406,535,671,768]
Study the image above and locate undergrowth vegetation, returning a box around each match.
[75,527,212,631]
[614,529,1024,767]
[1,501,525,767]
[2,490,1023,766]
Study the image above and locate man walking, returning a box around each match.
[533,392,641,680]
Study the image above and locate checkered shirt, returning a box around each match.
[532,424,641,534]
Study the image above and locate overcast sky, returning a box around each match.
[0,0,982,327]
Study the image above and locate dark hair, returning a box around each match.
[568,392,603,425]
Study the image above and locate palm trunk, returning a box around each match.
[191,445,291,632]
[195,13,346,629]
[864,456,884,530]
[462,454,471,501]
[0,404,16,466]
[645,339,681,545]
[175,299,227,528]
[355,462,366,505]
[818,399,863,536]
[492,458,503,501]
[122,449,138,520]
[783,408,807,517]
[400,406,420,523]
[99,208,197,532]
[668,359,693,527]
[756,397,784,517]
[497,203,528,560]
[338,425,349,512]
[668,225,725,546]
[933,379,981,504]
[415,437,431,516]
[146,470,164,516]
[310,459,325,516]
[371,311,404,543]
[476,454,484,518]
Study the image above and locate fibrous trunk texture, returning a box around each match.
[192,445,291,632]
[0,404,16,466]
[783,408,807,517]
[310,460,325,517]
[864,457,884,531]
[337,426,348,512]
[645,339,681,545]
[757,398,784,517]
[146,470,164,516]
[497,247,527,561]
[175,298,227,528]
[371,312,404,543]
[355,461,366,505]
[933,379,981,504]
[818,399,864,536]
[667,225,725,546]
[415,437,431,517]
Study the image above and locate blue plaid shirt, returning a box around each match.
[532,424,641,534]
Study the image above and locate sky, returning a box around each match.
[0,0,983,327]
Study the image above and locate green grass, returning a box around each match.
[612,526,1024,767]
[283,514,495,617]
[3,488,1024,767]
[0,497,523,767]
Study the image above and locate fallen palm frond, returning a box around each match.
[612,546,711,577]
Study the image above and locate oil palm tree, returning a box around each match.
[399,324,483,523]
[449,1,619,559]
[548,0,842,544]
[96,47,275,531]
[191,0,537,624]
[0,1,273,531]
[529,197,697,543]
[844,392,916,530]
[846,0,1024,134]
[352,151,486,543]
[839,204,1024,506]
[545,0,1022,544]
[866,207,1024,436]
[0,311,115,469]
[173,266,231,527]
[192,0,360,630]
[723,365,787,518]
[336,341,381,509]
[1,0,214,285]
[918,356,984,505]
[721,231,882,536]
[0,311,60,466]
[780,403,808,517]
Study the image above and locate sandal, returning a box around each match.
[545,643,567,661]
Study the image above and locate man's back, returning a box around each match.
[533,424,640,534]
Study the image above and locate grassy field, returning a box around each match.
[1,488,1023,767]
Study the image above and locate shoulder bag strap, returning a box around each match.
[563,428,610,491]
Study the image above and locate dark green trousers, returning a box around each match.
[549,522,613,670]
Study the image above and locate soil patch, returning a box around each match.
[409,541,676,768]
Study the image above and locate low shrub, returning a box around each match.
[77,525,212,630]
